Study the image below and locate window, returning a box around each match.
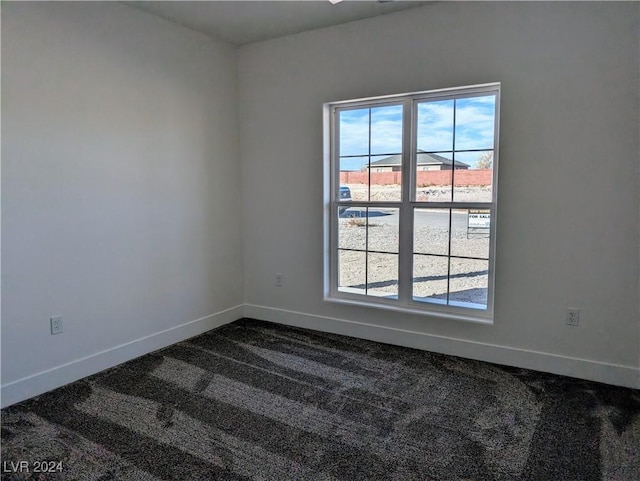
[324,84,500,322]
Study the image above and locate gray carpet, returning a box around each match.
[2,318,639,480]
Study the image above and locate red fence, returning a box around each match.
[339,169,492,186]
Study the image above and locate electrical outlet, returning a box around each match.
[275,273,283,287]
[566,308,580,327]
[50,316,63,335]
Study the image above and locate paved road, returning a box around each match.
[342,208,471,228]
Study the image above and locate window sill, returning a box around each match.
[324,295,494,325]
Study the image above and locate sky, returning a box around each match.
[339,94,496,171]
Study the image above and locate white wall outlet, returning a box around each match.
[275,273,283,287]
[566,308,580,327]
[50,315,63,335]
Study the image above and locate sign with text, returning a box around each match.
[468,209,491,229]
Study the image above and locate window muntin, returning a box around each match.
[327,84,499,322]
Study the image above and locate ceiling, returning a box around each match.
[124,1,432,46]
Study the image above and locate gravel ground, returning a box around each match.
[348,184,493,203]
[338,184,490,307]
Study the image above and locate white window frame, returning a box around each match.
[323,83,500,324]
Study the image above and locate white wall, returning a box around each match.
[239,2,640,387]
[1,2,243,406]
[2,2,638,407]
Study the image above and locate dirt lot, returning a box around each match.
[347,183,493,203]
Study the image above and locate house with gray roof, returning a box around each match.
[368,152,469,172]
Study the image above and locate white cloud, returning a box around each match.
[340,105,402,157]
[454,97,496,150]
[417,96,496,152]
[417,100,454,152]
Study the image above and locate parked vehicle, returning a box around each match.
[339,186,352,215]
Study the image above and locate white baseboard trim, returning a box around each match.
[4,303,637,408]
[1,305,244,408]
[244,304,640,390]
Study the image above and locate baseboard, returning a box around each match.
[4,303,637,409]
[1,305,243,408]
[244,304,640,389]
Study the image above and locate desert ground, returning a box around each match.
[337,183,491,307]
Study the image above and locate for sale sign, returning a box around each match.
[468,209,491,229]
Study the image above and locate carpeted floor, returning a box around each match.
[2,318,639,480]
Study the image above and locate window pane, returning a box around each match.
[338,207,366,250]
[414,208,450,256]
[415,152,453,202]
[367,208,399,254]
[451,209,490,259]
[417,100,454,152]
[370,104,403,155]
[454,95,496,151]
[452,150,493,203]
[369,154,402,202]
[338,250,366,295]
[413,254,448,304]
[340,157,368,202]
[340,156,368,174]
[449,258,489,309]
[367,253,398,299]
[339,109,370,157]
